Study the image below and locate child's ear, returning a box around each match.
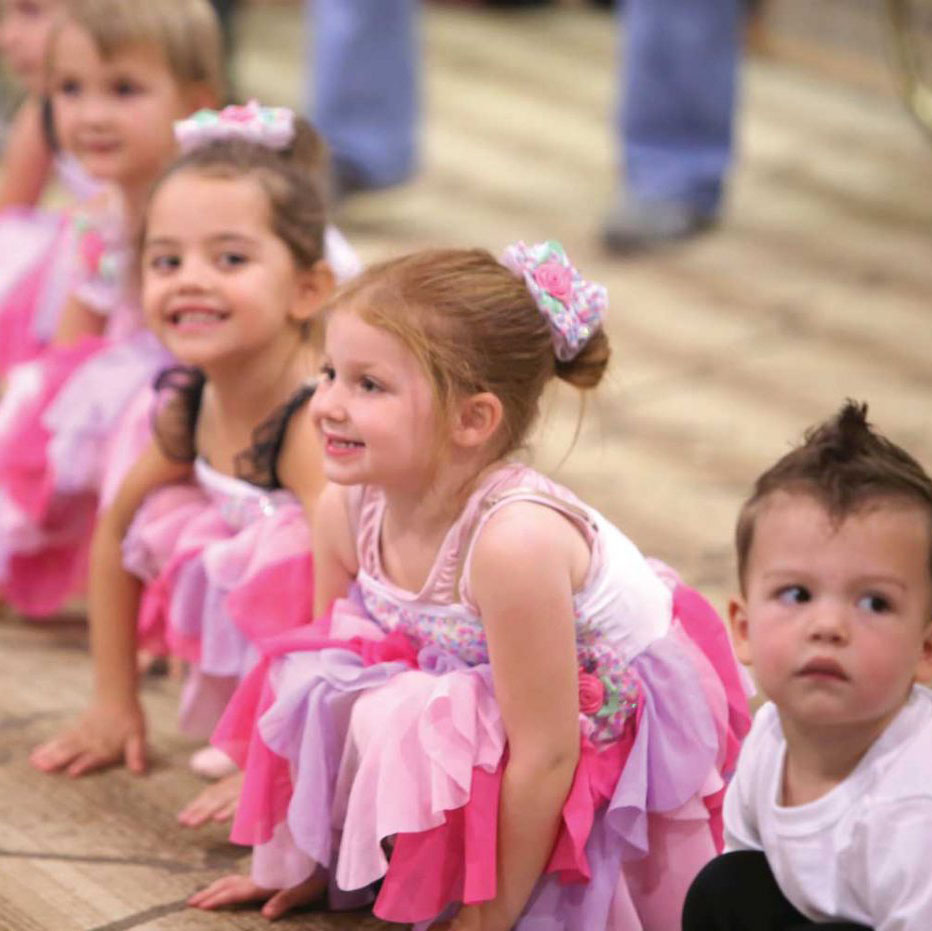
[915,620,932,685]
[728,595,753,667]
[451,392,503,451]
[291,260,336,326]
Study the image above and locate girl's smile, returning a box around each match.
[143,171,308,370]
[310,310,438,489]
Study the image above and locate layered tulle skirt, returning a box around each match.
[123,468,315,738]
[214,578,751,929]
[0,208,76,376]
[0,331,172,616]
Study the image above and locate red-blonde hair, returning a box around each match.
[331,247,610,457]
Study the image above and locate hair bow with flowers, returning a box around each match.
[501,240,607,362]
[174,99,295,154]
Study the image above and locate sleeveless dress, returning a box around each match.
[0,195,173,616]
[0,153,103,375]
[213,464,751,928]
[121,367,318,738]
[98,221,362,511]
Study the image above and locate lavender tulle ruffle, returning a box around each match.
[44,331,173,495]
[123,472,313,738]
[236,608,728,928]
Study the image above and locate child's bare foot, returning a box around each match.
[177,771,243,827]
[188,870,327,918]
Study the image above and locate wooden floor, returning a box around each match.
[2,3,931,928]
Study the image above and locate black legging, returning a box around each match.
[682,851,872,931]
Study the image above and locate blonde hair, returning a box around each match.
[52,0,224,101]
[332,247,611,458]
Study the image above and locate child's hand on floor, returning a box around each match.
[177,772,243,828]
[29,701,147,776]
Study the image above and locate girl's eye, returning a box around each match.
[57,78,80,96]
[318,364,335,382]
[148,254,180,273]
[360,376,382,393]
[857,593,891,614]
[217,252,248,270]
[777,585,810,605]
[113,79,141,97]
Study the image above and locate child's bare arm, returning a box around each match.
[29,440,192,776]
[0,98,53,209]
[310,482,357,618]
[52,293,107,346]
[458,504,583,930]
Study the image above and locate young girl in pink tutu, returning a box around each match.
[0,0,63,210]
[191,242,752,927]
[0,0,107,373]
[30,105,337,821]
[0,0,224,616]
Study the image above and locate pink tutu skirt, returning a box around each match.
[123,463,315,739]
[214,582,750,928]
[0,208,76,376]
[0,332,172,616]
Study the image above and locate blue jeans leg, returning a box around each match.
[307,0,419,188]
[619,0,742,214]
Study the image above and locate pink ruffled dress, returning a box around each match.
[213,463,751,928]
[0,195,173,616]
[0,153,103,375]
[121,368,316,738]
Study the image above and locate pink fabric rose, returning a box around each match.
[578,672,605,715]
[533,259,573,302]
[223,104,255,123]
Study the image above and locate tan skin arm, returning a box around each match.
[310,481,358,618]
[0,97,53,209]
[29,439,193,777]
[53,292,108,346]
[446,502,584,931]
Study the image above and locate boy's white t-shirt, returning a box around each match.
[724,685,932,931]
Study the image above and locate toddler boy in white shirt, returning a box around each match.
[682,401,932,931]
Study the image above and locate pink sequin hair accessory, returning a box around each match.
[174,99,295,154]
[501,240,607,362]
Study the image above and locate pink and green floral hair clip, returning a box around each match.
[174,99,295,154]
[501,240,607,362]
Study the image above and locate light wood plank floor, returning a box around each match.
[2,4,930,928]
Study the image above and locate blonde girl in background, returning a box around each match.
[0,0,105,373]
[31,104,338,829]
[0,0,62,209]
[0,0,222,616]
[194,242,751,926]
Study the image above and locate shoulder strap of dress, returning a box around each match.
[455,485,599,610]
[234,381,317,490]
[150,365,206,463]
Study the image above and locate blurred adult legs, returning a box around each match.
[308,0,419,192]
[604,0,743,250]
[306,0,739,249]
